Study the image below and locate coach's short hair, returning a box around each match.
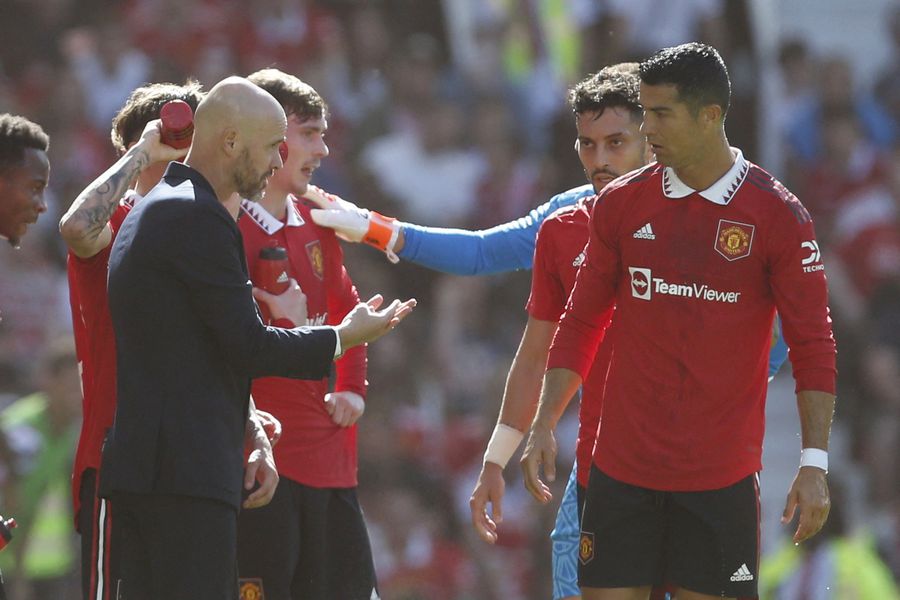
[0,113,49,173]
[640,43,731,117]
[247,68,328,123]
[568,63,642,122]
[111,80,205,154]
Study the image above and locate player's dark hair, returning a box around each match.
[111,80,205,154]
[247,69,328,123]
[640,43,731,117]
[568,63,642,122]
[0,113,49,173]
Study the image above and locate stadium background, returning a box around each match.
[0,0,899,597]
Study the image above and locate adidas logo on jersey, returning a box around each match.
[572,251,586,267]
[276,271,289,283]
[729,563,754,582]
[633,223,656,240]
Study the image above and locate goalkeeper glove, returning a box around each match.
[305,185,400,263]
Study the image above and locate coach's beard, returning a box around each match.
[234,155,270,202]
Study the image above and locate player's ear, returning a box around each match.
[700,103,723,126]
[221,127,239,157]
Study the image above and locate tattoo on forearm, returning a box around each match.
[70,149,150,239]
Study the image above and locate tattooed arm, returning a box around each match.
[59,119,187,259]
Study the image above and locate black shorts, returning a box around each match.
[237,478,377,600]
[78,468,121,600]
[579,465,759,597]
[111,492,238,600]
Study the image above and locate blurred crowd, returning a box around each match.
[0,0,898,598]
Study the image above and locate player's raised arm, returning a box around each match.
[60,118,187,258]
[307,184,591,276]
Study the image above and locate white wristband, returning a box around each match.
[483,424,524,468]
[800,448,828,472]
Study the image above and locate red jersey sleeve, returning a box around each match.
[322,230,368,398]
[525,219,568,321]
[547,192,620,379]
[766,189,837,394]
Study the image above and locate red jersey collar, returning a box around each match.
[239,196,305,234]
[662,148,749,206]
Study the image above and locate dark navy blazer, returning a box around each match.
[101,162,336,509]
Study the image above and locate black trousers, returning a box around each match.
[111,492,238,600]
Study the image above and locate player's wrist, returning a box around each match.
[799,447,828,473]
[483,423,524,468]
[363,211,401,263]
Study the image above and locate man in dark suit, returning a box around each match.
[101,77,414,600]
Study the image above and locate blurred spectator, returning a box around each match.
[362,468,477,600]
[786,56,897,165]
[469,98,543,229]
[61,26,150,131]
[875,4,900,126]
[361,97,482,226]
[320,5,392,127]
[601,0,726,61]
[771,39,817,182]
[0,337,81,600]
[796,107,889,249]
[759,483,899,599]
[233,0,337,75]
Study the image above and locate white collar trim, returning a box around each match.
[239,196,305,234]
[662,148,749,205]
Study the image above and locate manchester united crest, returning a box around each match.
[579,531,595,565]
[239,578,265,600]
[305,240,325,280]
[715,219,754,261]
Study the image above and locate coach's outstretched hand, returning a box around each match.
[336,294,416,351]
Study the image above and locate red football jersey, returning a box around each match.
[526,197,612,488]
[548,150,836,491]
[239,196,366,488]
[68,193,136,520]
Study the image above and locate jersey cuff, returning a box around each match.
[333,329,342,359]
[793,368,836,395]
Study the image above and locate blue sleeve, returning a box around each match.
[768,314,789,379]
[396,186,591,276]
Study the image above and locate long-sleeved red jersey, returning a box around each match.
[239,196,366,488]
[548,150,836,491]
[526,196,612,488]
[68,191,137,522]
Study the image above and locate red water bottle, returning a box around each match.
[255,246,290,324]
[160,99,194,149]
[0,515,16,551]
